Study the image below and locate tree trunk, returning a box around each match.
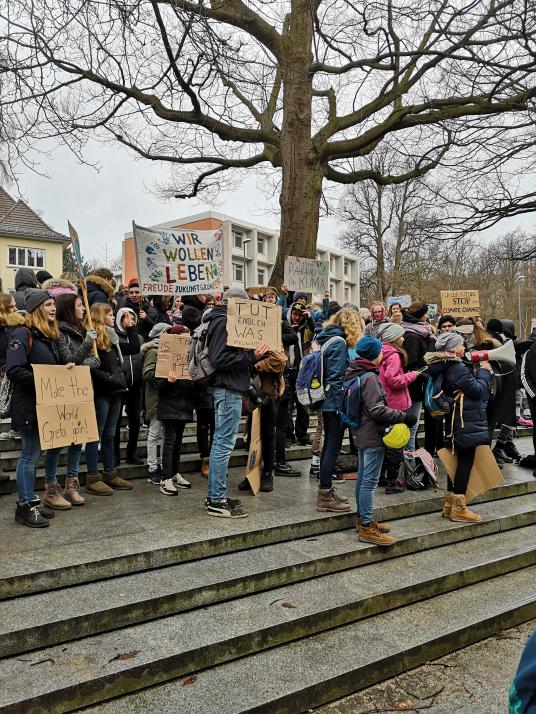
[270,0,323,289]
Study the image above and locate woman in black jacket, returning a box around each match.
[85,303,139,495]
[6,289,75,527]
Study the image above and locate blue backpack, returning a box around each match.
[424,374,453,419]
[296,336,345,409]
[340,373,371,428]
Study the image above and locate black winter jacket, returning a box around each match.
[90,327,139,397]
[473,337,515,427]
[58,322,100,367]
[123,297,154,342]
[154,377,196,422]
[521,342,536,401]
[6,325,69,431]
[205,304,255,394]
[13,268,38,310]
[346,357,407,449]
[181,296,205,332]
[115,310,143,387]
[401,314,436,402]
[425,352,490,449]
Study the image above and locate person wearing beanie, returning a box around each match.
[425,332,492,523]
[401,300,436,450]
[203,290,268,517]
[36,270,53,287]
[315,308,363,514]
[365,301,389,337]
[438,314,456,332]
[346,335,417,546]
[378,323,421,494]
[327,300,342,317]
[6,289,77,526]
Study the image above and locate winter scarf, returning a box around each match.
[255,350,288,397]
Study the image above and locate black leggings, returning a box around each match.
[196,407,214,459]
[162,420,187,478]
[448,446,476,495]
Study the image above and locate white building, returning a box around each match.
[123,211,360,304]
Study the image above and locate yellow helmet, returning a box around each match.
[382,423,410,449]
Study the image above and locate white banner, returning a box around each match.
[133,222,224,296]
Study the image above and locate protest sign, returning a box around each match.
[67,222,98,357]
[32,365,98,450]
[133,222,224,296]
[440,290,480,317]
[284,256,329,294]
[246,408,262,495]
[427,304,438,320]
[155,333,191,379]
[438,445,503,503]
[227,299,282,351]
[387,295,412,308]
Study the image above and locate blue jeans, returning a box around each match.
[86,396,123,474]
[319,411,344,489]
[208,387,243,502]
[356,446,385,525]
[44,444,83,481]
[16,429,62,503]
[405,401,422,451]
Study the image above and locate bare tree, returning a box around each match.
[2,0,536,284]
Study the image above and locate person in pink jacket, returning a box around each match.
[378,322,420,493]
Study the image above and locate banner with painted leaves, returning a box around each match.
[133,222,224,296]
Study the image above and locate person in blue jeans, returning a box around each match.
[347,336,417,546]
[203,287,268,518]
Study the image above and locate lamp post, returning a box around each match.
[242,238,251,290]
[516,274,526,337]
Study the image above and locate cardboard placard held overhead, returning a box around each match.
[226,299,282,351]
[155,333,191,379]
[440,290,480,317]
[284,255,329,294]
[246,408,262,495]
[438,445,503,503]
[32,365,99,450]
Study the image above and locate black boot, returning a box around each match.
[275,462,301,477]
[238,478,252,491]
[260,471,274,492]
[27,499,55,519]
[15,502,50,528]
[385,462,404,494]
[502,440,523,463]
[493,444,514,464]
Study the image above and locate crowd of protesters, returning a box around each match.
[1,267,535,545]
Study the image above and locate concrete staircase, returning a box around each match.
[0,441,535,713]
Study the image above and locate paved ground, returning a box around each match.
[315,619,536,713]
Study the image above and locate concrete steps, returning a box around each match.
[0,464,535,713]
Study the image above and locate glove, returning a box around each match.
[404,412,418,427]
[84,328,97,343]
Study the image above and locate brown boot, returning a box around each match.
[201,457,209,479]
[316,487,351,512]
[442,491,454,519]
[103,470,133,490]
[64,477,85,506]
[355,516,391,533]
[86,473,114,496]
[449,494,481,523]
[358,521,396,546]
[43,481,72,510]
[332,487,349,504]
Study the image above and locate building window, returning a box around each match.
[257,267,266,285]
[257,236,265,255]
[232,262,243,282]
[344,286,351,302]
[232,229,243,249]
[8,246,45,268]
[344,261,351,278]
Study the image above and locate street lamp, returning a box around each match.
[242,238,251,289]
[516,274,526,336]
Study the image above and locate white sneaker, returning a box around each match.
[159,478,178,496]
[172,473,191,489]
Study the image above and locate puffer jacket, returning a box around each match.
[58,321,100,367]
[379,343,419,410]
[153,377,196,422]
[346,357,407,449]
[401,313,436,402]
[115,308,143,387]
[425,351,490,449]
[315,325,348,413]
[13,268,38,310]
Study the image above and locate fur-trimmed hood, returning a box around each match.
[424,351,461,365]
[0,312,26,329]
[86,274,115,299]
[42,277,78,298]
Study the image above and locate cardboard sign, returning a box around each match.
[155,333,191,379]
[387,295,412,308]
[32,365,99,450]
[284,256,329,294]
[438,445,503,503]
[440,290,480,317]
[246,408,262,495]
[226,299,282,351]
[68,221,85,274]
[133,222,224,296]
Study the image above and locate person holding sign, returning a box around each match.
[6,289,76,527]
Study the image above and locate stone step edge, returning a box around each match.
[2,507,535,658]
[2,559,535,713]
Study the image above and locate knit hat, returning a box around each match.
[406,302,429,320]
[378,322,404,343]
[435,331,464,352]
[222,287,248,303]
[328,301,342,317]
[356,335,382,360]
[293,291,307,303]
[148,322,171,340]
[25,289,53,313]
[169,324,189,335]
[128,277,140,289]
[36,270,53,285]
[438,314,456,329]
[487,318,503,334]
